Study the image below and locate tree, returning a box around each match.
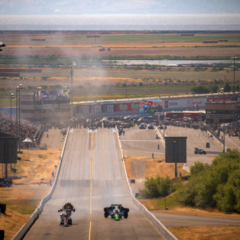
[224,82,231,92]
[210,85,219,93]
[177,150,240,213]
[191,85,209,94]
[190,161,205,176]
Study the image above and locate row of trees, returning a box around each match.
[177,150,240,213]
[191,82,240,94]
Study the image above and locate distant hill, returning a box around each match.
[0,0,240,15]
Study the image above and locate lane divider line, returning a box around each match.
[89,221,92,240]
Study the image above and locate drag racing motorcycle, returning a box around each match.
[58,209,75,227]
[104,204,129,221]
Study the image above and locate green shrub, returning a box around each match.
[177,150,240,213]
[138,176,182,199]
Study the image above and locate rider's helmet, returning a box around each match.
[66,201,71,204]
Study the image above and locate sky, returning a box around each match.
[0,0,240,15]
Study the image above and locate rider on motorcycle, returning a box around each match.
[61,201,75,212]
[59,201,75,225]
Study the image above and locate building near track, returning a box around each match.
[206,100,240,124]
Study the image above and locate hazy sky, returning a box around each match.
[0,0,240,15]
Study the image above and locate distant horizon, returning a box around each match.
[1,13,240,15]
[1,14,239,31]
[1,0,240,15]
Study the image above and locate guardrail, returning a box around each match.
[12,127,70,240]
[116,129,178,240]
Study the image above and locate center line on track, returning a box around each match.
[89,221,92,240]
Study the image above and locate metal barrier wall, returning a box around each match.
[12,127,70,240]
[116,129,178,240]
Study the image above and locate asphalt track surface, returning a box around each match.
[120,125,165,157]
[24,128,165,240]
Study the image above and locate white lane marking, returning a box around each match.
[125,150,165,155]
[192,130,213,151]
[88,129,97,133]
[121,140,162,142]
[226,137,240,151]
[155,128,165,148]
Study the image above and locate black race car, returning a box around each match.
[194,148,206,155]
[104,204,129,221]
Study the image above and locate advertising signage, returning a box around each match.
[139,100,163,113]
[116,102,140,112]
[34,90,70,101]
[163,98,206,110]
[207,97,232,103]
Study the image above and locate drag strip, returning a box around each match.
[23,128,166,240]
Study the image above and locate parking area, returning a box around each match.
[219,131,240,152]
[164,126,223,168]
[120,125,164,157]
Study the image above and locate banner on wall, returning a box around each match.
[139,100,163,113]
[163,98,207,110]
[34,90,70,101]
[207,97,232,103]
[116,102,140,112]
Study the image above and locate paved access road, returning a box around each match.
[24,128,165,240]
[120,125,164,157]
[153,212,240,227]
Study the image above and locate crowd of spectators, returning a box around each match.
[163,118,240,143]
[0,112,40,146]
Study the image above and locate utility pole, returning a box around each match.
[18,84,22,152]
[231,57,237,100]
[10,93,14,123]
[126,82,128,98]
[70,62,76,117]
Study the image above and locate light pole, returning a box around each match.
[125,81,128,98]
[220,86,225,153]
[10,93,15,123]
[70,62,76,117]
[18,84,23,152]
[231,57,237,100]
[16,86,19,127]
[37,87,43,125]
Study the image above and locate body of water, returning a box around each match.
[0,14,240,31]
[103,59,240,66]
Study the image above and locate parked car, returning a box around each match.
[120,123,131,128]
[139,123,146,129]
[148,123,154,129]
[194,148,206,154]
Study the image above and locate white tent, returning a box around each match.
[23,138,32,143]
[22,138,32,160]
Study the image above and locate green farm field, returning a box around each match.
[2,33,240,45]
